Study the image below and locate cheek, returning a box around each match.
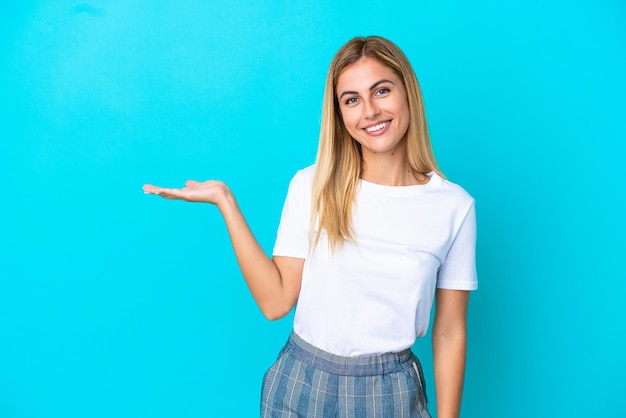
[339,108,354,124]
[340,109,360,132]
[396,101,410,130]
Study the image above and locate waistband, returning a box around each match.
[284,331,416,376]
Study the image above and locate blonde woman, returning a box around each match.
[144,36,477,418]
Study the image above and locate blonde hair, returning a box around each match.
[310,36,443,251]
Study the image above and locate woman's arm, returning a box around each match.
[432,288,470,418]
[143,180,303,320]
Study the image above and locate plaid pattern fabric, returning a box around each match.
[261,332,431,417]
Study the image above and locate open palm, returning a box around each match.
[143,180,228,205]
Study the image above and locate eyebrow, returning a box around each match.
[339,79,395,99]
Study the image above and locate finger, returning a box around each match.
[185,180,201,187]
[158,187,186,198]
[144,184,172,195]
[144,185,183,198]
[143,184,162,194]
[158,192,186,200]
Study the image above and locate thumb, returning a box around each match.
[185,180,201,187]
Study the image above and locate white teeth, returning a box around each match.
[365,121,389,132]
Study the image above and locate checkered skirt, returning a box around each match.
[261,332,431,417]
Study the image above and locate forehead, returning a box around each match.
[336,57,401,92]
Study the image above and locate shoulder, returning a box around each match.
[428,172,475,210]
[282,164,315,205]
[295,164,316,179]
[288,164,316,189]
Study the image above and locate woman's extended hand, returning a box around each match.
[143,180,229,206]
[143,178,304,320]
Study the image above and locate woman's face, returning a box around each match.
[336,57,410,159]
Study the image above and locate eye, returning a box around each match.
[375,87,390,96]
[344,97,358,105]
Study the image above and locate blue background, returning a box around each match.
[1,1,625,417]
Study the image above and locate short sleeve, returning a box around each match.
[272,170,310,259]
[437,201,478,290]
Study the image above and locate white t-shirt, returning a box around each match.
[273,165,477,356]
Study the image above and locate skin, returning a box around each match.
[144,56,470,418]
[433,288,470,418]
[336,57,429,186]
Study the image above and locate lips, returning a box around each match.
[363,120,391,134]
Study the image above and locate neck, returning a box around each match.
[360,152,428,186]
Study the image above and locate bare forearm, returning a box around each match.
[143,179,301,319]
[217,190,293,319]
[432,332,466,418]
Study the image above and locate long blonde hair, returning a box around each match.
[310,36,443,251]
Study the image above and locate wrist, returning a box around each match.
[215,185,237,213]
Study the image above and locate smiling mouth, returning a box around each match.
[364,120,390,133]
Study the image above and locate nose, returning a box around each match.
[363,98,381,119]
